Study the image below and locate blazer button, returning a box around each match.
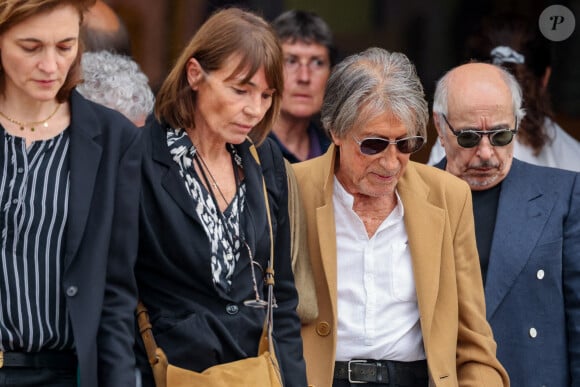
[529,327,538,338]
[537,269,545,280]
[66,286,78,297]
[225,304,239,315]
[316,321,331,336]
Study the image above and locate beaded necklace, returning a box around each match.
[0,104,61,131]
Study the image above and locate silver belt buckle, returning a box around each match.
[348,359,368,384]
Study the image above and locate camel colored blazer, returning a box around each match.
[292,145,509,387]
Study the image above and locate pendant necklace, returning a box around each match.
[196,150,230,206]
[195,145,242,264]
[0,103,61,132]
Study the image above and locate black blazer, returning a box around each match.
[135,118,307,386]
[66,90,141,386]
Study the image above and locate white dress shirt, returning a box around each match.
[333,177,425,362]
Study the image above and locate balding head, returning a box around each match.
[434,62,524,123]
[449,63,512,110]
[432,62,525,190]
[81,0,131,55]
[84,0,120,32]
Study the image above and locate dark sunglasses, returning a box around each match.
[352,135,425,155]
[442,114,518,148]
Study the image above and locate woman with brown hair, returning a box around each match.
[135,7,306,387]
[0,0,141,386]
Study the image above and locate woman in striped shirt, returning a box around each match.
[0,1,141,386]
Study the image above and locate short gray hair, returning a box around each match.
[433,63,525,128]
[321,47,428,139]
[78,50,154,124]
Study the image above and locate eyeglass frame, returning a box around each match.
[241,240,270,309]
[283,55,330,74]
[441,113,518,148]
[352,134,426,155]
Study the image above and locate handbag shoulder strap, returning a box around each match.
[248,141,274,275]
[136,301,163,366]
[248,141,276,354]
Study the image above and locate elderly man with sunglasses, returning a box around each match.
[292,48,508,387]
[433,62,580,386]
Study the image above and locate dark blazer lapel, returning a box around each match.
[485,160,552,319]
[66,91,102,268]
[236,141,263,256]
[149,123,198,221]
[398,162,445,338]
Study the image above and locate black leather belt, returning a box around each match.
[0,350,77,369]
[334,359,428,385]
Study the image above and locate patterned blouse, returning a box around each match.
[166,128,246,293]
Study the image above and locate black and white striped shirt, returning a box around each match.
[0,130,74,352]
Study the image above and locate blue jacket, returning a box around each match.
[437,158,580,386]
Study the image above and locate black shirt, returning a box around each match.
[472,184,501,285]
[434,158,501,285]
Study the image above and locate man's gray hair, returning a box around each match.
[433,63,526,129]
[321,47,428,139]
[78,51,154,124]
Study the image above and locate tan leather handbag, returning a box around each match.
[136,297,282,387]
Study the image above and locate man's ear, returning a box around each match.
[330,130,342,146]
[433,112,445,146]
[186,58,204,90]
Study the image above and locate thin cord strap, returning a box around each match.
[248,140,276,353]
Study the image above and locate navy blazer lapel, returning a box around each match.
[148,123,199,220]
[236,141,263,253]
[66,91,102,268]
[485,160,553,318]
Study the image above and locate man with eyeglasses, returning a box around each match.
[269,10,334,163]
[293,48,509,387]
[433,62,580,386]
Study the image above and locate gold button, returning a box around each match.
[316,321,331,336]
